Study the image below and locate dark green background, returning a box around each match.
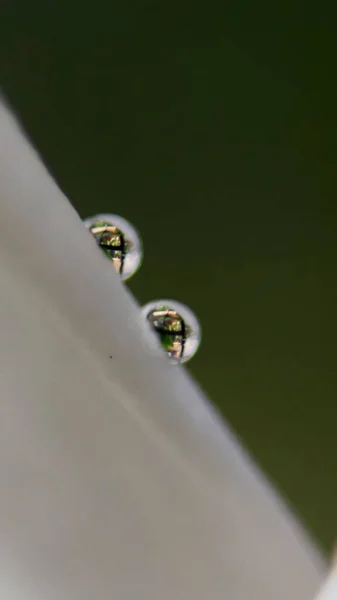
[1,1,336,552]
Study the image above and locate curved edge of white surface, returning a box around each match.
[315,555,337,600]
[0,99,326,599]
[316,573,337,600]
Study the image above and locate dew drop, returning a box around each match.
[84,214,143,281]
[141,299,201,365]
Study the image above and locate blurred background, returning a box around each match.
[1,0,336,553]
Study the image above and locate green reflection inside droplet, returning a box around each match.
[89,220,131,275]
[84,214,143,282]
[147,307,188,361]
[142,300,201,364]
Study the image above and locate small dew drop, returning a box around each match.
[141,299,201,365]
[84,213,143,281]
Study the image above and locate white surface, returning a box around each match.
[0,100,326,599]
[315,567,337,600]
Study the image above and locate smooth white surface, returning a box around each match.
[0,100,326,599]
[315,568,337,600]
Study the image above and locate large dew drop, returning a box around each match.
[141,299,201,365]
[84,214,143,281]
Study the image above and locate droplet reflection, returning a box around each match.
[141,300,201,364]
[84,214,143,281]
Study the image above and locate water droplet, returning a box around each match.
[84,214,143,281]
[141,299,201,365]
